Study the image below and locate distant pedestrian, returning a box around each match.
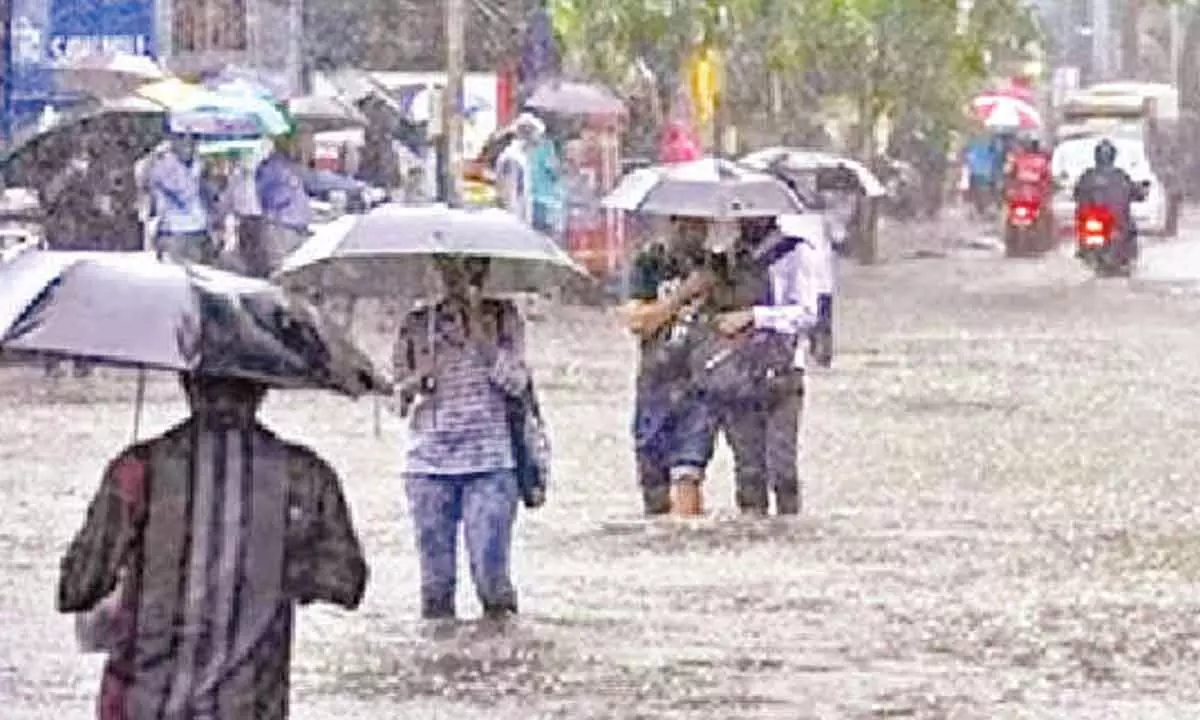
[392,256,534,621]
[256,133,312,276]
[57,375,368,719]
[147,132,216,265]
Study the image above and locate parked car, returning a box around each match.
[302,169,386,213]
[1051,135,1173,237]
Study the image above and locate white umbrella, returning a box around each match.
[741,147,888,198]
[288,95,369,133]
[50,52,167,100]
[602,157,805,218]
[275,204,593,297]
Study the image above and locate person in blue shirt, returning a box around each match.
[963,135,999,216]
[255,132,312,277]
[146,132,215,265]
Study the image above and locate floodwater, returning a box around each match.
[2,222,1200,718]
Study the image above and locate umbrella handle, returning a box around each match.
[132,368,147,441]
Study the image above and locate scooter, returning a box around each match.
[1075,205,1135,277]
[1003,194,1050,258]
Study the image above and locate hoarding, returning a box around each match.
[4,0,156,137]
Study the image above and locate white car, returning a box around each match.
[1050,135,1171,237]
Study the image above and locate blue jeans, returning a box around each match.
[633,388,715,514]
[405,469,520,619]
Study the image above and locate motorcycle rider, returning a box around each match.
[1003,133,1053,255]
[1073,138,1146,263]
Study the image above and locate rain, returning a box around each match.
[2,0,1200,718]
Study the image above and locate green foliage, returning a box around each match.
[551,0,1041,151]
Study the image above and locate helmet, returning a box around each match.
[1094,138,1117,167]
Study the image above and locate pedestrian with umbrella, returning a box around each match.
[276,204,587,622]
[0,251,385,719]
[605,158,810,516]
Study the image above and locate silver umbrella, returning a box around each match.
[274,204,593,297]
[287,95,369,134]
[602,157,805,218]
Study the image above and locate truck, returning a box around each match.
[1052,82,1182,237]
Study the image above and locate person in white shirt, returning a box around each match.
[495,114,544,223]
[706,217,819,515]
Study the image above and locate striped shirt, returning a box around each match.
[394,297,530,476]
[57,421,367,720]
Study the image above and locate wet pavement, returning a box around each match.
[3,217,1200,718]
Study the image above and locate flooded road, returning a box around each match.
[3,224,1200,718]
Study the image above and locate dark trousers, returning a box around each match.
[236,216,271,278]
[717,383,804,515]
[155,232,216,265]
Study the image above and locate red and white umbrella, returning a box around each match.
[972,95,1042,130]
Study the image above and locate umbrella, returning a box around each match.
[972,95,1042,130]
[0,251,388,397]
[525,80,626,117]
[741,147,888,198]
[136,78,290,137]
[0,95,166,188]
[50,52,167,100]
[602,157,805,218]
[275,204,593,297]
[287,95,369,134]
[205,66,294,100]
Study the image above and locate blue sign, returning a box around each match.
[4,0,156,139]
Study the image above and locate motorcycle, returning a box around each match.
[1075,205,1134,277]
[1074,181,1150,278]
[1003,194,1050,258]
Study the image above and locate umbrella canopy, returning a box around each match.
[525,80,626,117]
[0,251,388,396]
[275,204,592,297]
[205,66,294,100]
[136,78,290,137]
[288,95,369,134]
[972,95,1042,130]
[0,96,165,188]
[50,52,167,100]
[741,147,888,198]
[602,157,805,218]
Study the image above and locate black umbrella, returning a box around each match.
[0,251,389,397]
[0,96,166,188]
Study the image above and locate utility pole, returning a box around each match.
[1091,0,1113,81]
[442,0,465,207]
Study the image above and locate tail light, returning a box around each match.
[1082,218,1105,234]
[1076,206,1114,248]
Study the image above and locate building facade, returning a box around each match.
[158,0,302,94]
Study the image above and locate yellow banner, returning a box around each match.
[687,46,721,126]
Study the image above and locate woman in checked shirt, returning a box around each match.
[393,256,530,621]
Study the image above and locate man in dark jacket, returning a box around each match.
[1073,138,1146,261]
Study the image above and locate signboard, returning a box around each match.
[4,0,156,136]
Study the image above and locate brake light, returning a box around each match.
[1083,218,1105,234]
[1014,205,1030,219]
